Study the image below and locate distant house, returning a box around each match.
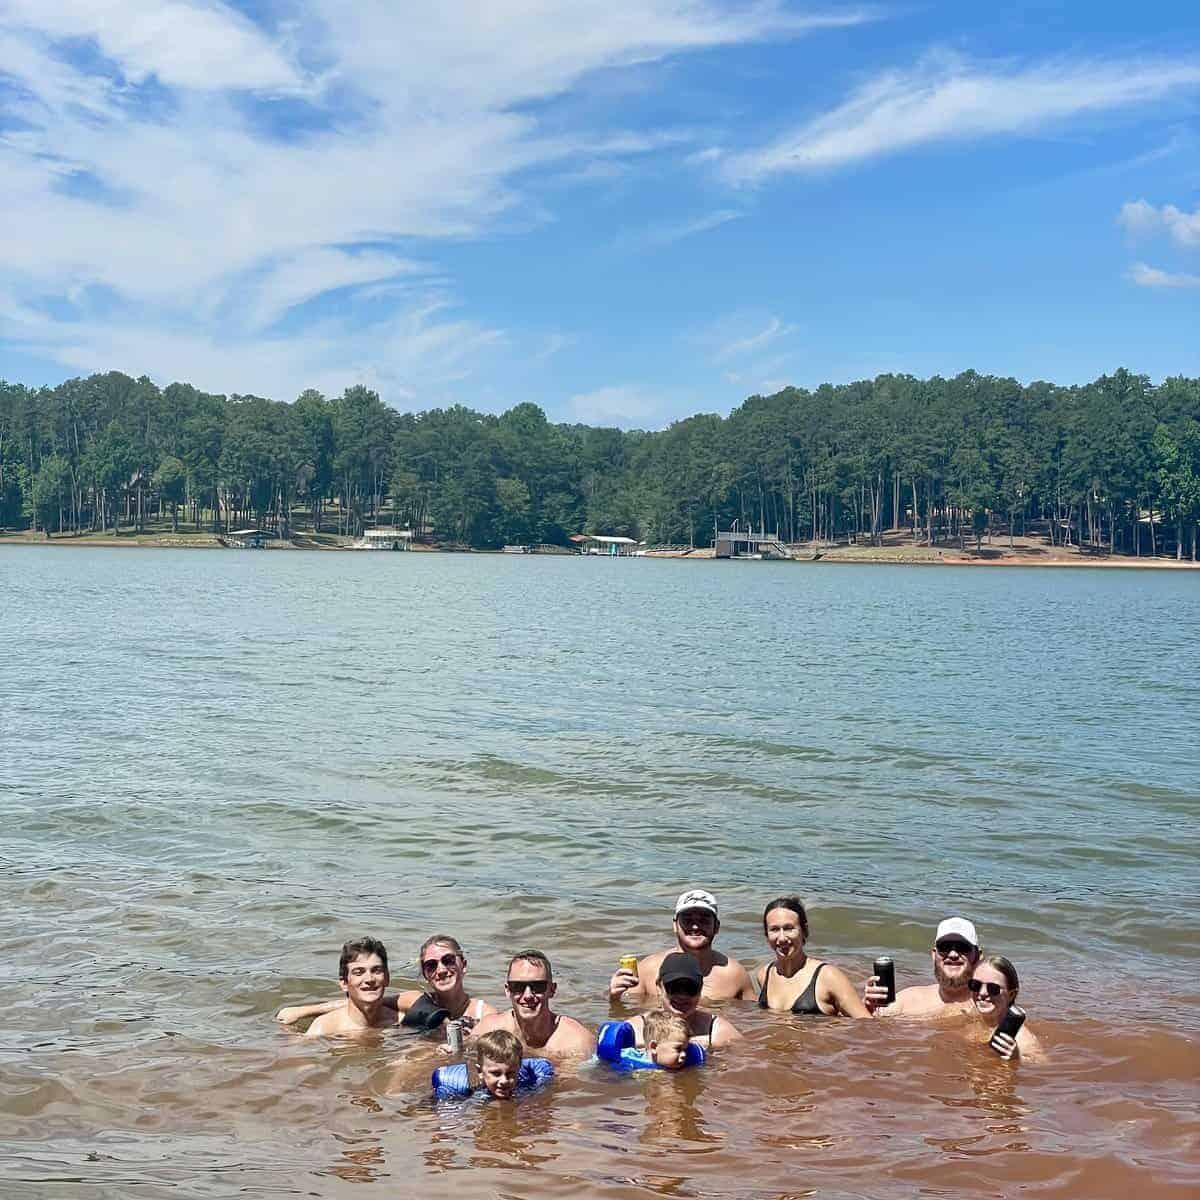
[570,533,639,557]
[355,528,413,551]
[224,528,267,549]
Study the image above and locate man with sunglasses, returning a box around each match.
[863,917,982,1017]
[608,889,755,1006]
[468,950,595,1058]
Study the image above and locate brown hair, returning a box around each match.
[643,1008,689,1045]
[978,954,1019,997]
[507,949,553,980]
[474,1028,522,1068]
[338,937,388,980]
[762,897,809,940]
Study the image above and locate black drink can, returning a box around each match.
[989,1004,1026,1054]
[873,957,896,1005]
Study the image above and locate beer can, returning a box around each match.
[444,1019,464,1053]
[619,955,638,974]
[872,956,896,1005]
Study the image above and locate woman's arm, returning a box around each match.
[820,964,871,1018]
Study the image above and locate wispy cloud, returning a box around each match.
[616,208,742,249]
[711,316,796,362]
[0,1,846,404]
[721,52,1200,182]
[1119,199,1200,247]
[1128,262,1200,289]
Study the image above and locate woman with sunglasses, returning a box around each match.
[275,933,496,1031]
[626,953,742,1050]
[969,955,1043,1060]
[757,897,870,1018]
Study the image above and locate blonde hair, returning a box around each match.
[474,1028,522,1068]
[643,1008,689,1044]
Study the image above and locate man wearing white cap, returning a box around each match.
[607,888,756,1005]
[863,916,982,1017]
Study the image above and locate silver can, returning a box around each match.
[444,1019,464,1053]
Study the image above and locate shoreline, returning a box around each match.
[2,530,1198,568]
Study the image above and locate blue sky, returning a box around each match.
[1,1,1197,427]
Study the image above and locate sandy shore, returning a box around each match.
[2,530,1196,567]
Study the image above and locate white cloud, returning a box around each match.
[722,52,1200,182]
[1118,199,1200,247]
[0,1,864,404]
[617,207,742,248]
[1128,262,1200,289]
[3,0,303,91]
[711,315,796,362]
[566,384,669,427]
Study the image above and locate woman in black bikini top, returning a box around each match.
[756,897,871,1018]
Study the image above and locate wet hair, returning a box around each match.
[507,949,553,980]
[762,897,809,940]
[978,954,1019,998]
[419,934,465,962]
[338,937,389,980]
[643,1009,689,1045]
[474,1028,522,1068]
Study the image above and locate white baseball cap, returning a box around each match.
[935,917,979,948]
[674,889,718,918]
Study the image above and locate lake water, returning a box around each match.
[2,547,1198,1199]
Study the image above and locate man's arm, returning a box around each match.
[277,998,344,1025]
[555,1017,597,1057]
[608,952,661,1005]
[731,960,757,999]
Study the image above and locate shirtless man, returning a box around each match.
[863,917,981,1018]
[305,937,400,1037]
[626,953,742,1051]
[608,889,755,1005]
[468,950,595,1058]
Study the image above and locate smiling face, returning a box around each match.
[969,962,1014,1021]
[421,941,464,997]
[674,908,718,952]
[479,1055,518,1099]
[649,1036,690,1071]
[931,937,979,992]
[505,959,555,1020]
[339,953,389,1008]
[764,906,806,961]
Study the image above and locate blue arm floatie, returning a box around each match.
[431,1058,555,1099]
[595,1020,705,1071]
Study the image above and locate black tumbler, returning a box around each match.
[873,956,896,1005]
[989,1003,1026,1054]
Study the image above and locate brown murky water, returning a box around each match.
[3,549,1198,1197]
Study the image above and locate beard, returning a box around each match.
[934,957,972,994]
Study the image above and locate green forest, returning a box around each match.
[2,368,1198,557]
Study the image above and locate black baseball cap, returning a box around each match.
[657,952,703,988]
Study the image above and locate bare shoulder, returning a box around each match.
[754,961,768,986]
[468,1011,511,1038]
[891,983,940,1016]
[392,989,423,1013]
[553,1015,596,1054]
[304,1011,341,1037]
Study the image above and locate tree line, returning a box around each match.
[1,368,1198,558]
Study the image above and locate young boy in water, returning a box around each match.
[473,1029,525,1099]
[642,1009,691,1071]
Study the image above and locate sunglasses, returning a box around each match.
[505,979,550,995]
[664,980,701,998]
[967,979,1005,999]
[935,939,973,958]
[421,953,460,977]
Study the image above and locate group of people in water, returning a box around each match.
[276,888,1041,1099]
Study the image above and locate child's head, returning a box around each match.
[473,1029,523,1098]
[643,1009,691,1071]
